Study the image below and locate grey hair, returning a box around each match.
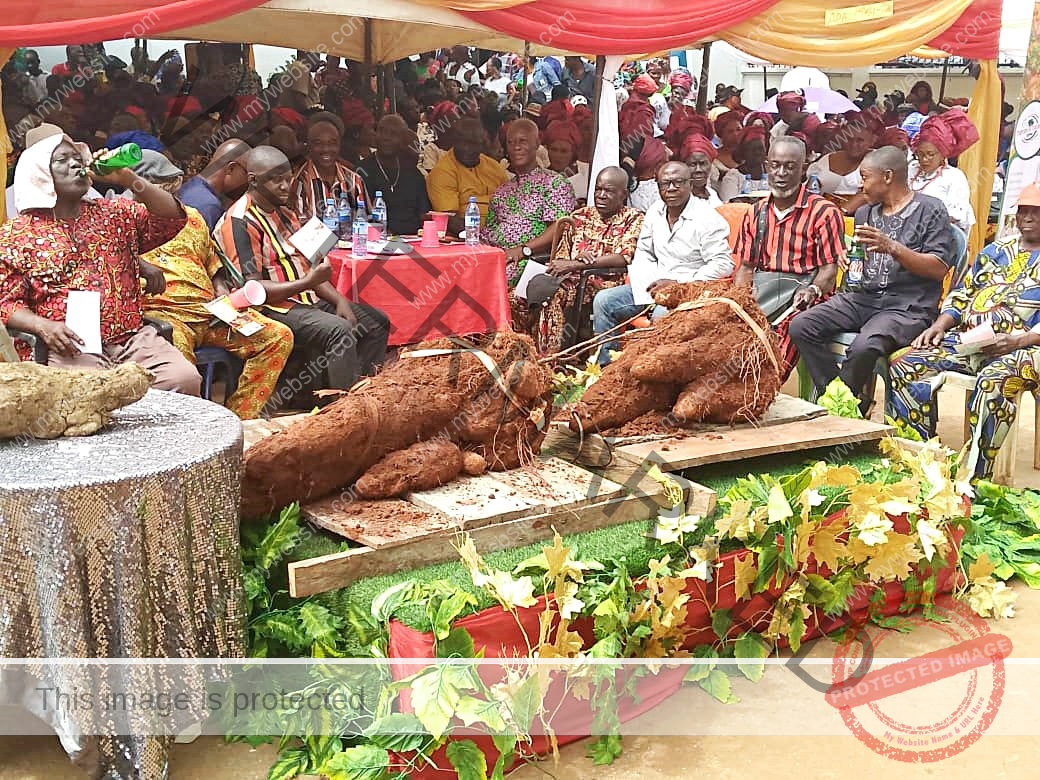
[770,135,806,160]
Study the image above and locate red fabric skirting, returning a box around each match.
[329,245,510,347]
[387,509,964,777]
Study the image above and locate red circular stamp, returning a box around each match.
[825,594,1012,762]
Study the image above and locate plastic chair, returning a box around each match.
[194,347,243,403]
[5,316,175,364]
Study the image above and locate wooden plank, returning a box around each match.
[289,491,661,597]
[301,495,455,550]
[614,416,895,472]
[242,412,311,450]
[406,472,545,527]
[486,457,626,508]
[549,393,826,448]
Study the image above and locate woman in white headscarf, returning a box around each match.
[0,132,199,392]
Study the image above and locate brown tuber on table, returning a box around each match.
[570,282,780,434]
[355,439,465,499]
[240,331,553,518]
[0,361,152,439]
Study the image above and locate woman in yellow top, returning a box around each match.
[135,153,294,419]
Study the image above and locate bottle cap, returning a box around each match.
[375,191,382,196]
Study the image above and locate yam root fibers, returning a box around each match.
[570,282,780,434]
[0,361,152,439]
[241,332,553,518]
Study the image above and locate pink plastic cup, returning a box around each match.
[421,221,439,247]
[227,279,266,309]
[430,211,450,238]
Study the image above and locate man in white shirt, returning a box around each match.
[592,161,734,362]
[23,50,49,106]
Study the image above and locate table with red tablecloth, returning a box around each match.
[328,243,510,346]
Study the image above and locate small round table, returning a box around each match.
[0,389,246,779]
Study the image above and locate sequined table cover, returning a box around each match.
[0,390,246,779]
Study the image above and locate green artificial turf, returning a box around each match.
[284,445,886,638]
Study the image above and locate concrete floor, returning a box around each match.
[4,384,1039,779]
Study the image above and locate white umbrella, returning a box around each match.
[757,87,859,115]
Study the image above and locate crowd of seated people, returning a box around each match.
[0,46,1024,481]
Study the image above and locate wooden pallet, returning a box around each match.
[290,455,683,597]
[614,415,895,472]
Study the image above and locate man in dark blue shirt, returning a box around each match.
[178,138,251,231]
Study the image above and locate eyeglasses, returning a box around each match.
[766,161,800,174]
[658,178,691,190]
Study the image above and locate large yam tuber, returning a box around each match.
[355,439,465,498]
[241,332,554,518]
[570,282,780,435]
[0,362,152,439]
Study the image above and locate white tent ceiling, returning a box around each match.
[161,0,576,63]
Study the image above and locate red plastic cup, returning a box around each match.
[430,211,450,238]
[421,221,439,247]
[227,279,266,309]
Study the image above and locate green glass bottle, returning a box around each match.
[90,143,143,175]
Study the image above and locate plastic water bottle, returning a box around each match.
[464,196,481,246]
[322,197,338,235]
[846,238,865,290]
[337,191,352,239]
[352,197,368,259]
[807,174,822,195]
[742,174,752,195]
[370,191,387,241]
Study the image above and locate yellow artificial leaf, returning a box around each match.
[733,551,758,601]
[541,532,571,581]
[716,498,752,539]
[809,522,847,570]
[966,575,1017,619]
[645,463,685,508]
[916,518,945,560]
[551,627,585,657]
[767,485,793,525]
[846,536,874,564]
[812,463,860,489]
[648,555,672,579]
[794,520,815,565]
[477,570,538,609]
[969,553,996,582]
[855,511,894,546]
[455,535,482,576]
[862,533,923,582]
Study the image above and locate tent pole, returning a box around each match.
[938,57,950,105]
[386,64,396,114]
[587,54,607,196]
[762,65,767,97]
[522,41,530,108]
[364,19,374,109]
[697,42,712,114]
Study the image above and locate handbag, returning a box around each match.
[749,201,814,321]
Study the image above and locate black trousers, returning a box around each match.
[788,292,932,397]
[263,299,390,391]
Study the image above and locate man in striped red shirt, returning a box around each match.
[733,136,844,379]
[216,146,389,405]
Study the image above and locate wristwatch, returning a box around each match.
[807,283,822,299]
[521,246,533,258]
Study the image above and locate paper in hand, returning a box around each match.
[65,290,102,354]
[627,259,658,306]
[954,322,997,355]
[513,260,548,300]
[289,217,338,264]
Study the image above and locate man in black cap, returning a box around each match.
[716,86,748,120]
[855,81,878,109]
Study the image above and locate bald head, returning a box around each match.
[247,145,290,177]
[205,138,252,176]
[246,145,293,207]
[862,145,908,183]
[506,118,539,143]
[596,165,628,189]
